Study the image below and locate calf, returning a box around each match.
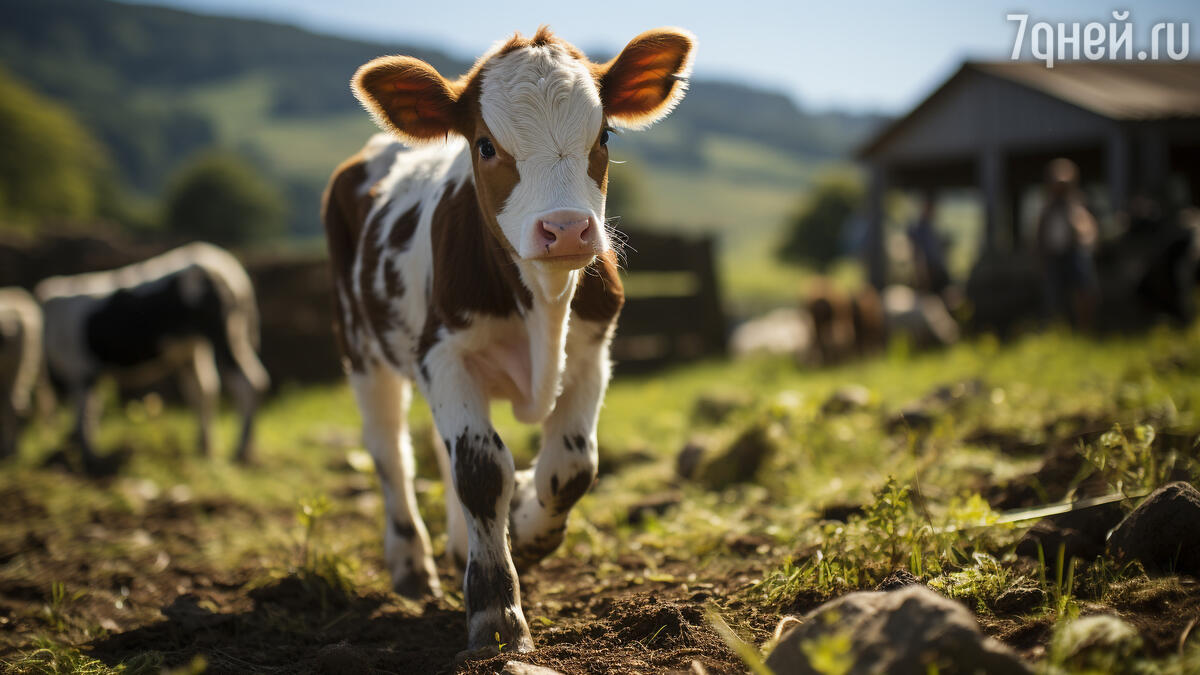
[324,27,694,651]
[0,288,42,459]
[36,243,270,473]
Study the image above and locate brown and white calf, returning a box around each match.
[323,27,694,651]
[36,243,270,473]
[0,288,43,459]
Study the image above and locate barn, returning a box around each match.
[857,61,1200,291]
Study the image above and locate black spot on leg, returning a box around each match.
[454,430,505,522]
[550,475,559,496]
[492,431,503,448]
[391,519,415,539]
[465,559,516,615]
[554,470,595,515]
[561,435,574,451]
[573,435,587,452]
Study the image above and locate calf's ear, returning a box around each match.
[353,56,461,142]
[599,28,696,129]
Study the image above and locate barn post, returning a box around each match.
[865,164,887,289]
[1106,129,1131,216]
[1136,126,1169,201]
[979,146,1008,252]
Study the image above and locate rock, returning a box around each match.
[729,308,813,358]
[691,392,751,425]
[315,641,371,674]
[875,569,922,592]
[626,492,682,525]
[821,385,871,415]
[675,442,706,480]
[818,502,864,522]
[502,661,565,675]
[764,585,1031,675]
[1048,615,1142,673]
[993,585,1045,615]
[1107,481,1200,576]
[693,424,777,490]
[886,407,937,434]
[1015,521,1103,562]
[882,285,960,349]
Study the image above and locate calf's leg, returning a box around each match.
[420,352,532,652]
[510,323,607,568]
[350,366,440,598]
[70,384,103,475]
[179,341,219,457]
[432,432,469,569]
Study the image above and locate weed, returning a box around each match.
[39,582,85,633]
[705,607,772,675]
[1081,423,1190,496]
[927,553,1012,612]
[1037,541,1079,621]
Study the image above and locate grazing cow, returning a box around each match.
[324,27,694,652]
[0,288,42,459]
[36,243,270,473]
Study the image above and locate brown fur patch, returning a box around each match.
[429,178,532,332]
[321,152,371,372]
[572,250,624,324]
[597,29,694,127]
[357,209,406,367]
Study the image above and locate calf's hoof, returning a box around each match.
[467,608,534,654]
[392,568,443,600]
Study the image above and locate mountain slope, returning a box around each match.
[0,0,884,246]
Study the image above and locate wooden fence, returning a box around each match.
[0,228,727,385]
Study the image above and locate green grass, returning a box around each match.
[4,320,1199,670]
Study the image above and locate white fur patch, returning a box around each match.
[479,44,607,260]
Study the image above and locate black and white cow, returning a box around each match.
[0,288,43,459]
[36,242,270,472]
[325,27,694,652]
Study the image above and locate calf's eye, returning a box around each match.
[477,138,496,159]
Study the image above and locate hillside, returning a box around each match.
[0,0,885,280]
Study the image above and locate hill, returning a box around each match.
[0,0,885,297]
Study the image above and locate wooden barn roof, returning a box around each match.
[859,60,1200,159]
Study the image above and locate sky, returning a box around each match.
[133,0,1199,114]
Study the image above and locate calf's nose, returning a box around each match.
[535,210,595,258]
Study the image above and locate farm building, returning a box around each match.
[857,60,1200,290]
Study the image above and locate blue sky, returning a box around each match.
[132,0,1199,113]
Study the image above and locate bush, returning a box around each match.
[778,172,864,270]
[0,67,108,228]
[164,152,286,245]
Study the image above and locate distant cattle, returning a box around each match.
[36,243,270,473]
[0,288,42,459]
[805,282,887,365]
[325,27,694,652]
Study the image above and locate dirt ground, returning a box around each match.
[4,330,1200,673]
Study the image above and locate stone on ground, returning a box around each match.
[764,585,1031,675]
[1107,481,1200,576]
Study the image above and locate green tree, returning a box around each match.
[0,67,108,228]
[778,172,864,270]
[164,152,286,245]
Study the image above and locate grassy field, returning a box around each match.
[3,325,1199,673]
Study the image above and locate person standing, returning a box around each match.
[1035,158,1099,329]
[907,192,950,295]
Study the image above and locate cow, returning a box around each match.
[323,27,694,652]
[36,242,270,474]
[0,288,42,459]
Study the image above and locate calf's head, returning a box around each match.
[353,27,694,271]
